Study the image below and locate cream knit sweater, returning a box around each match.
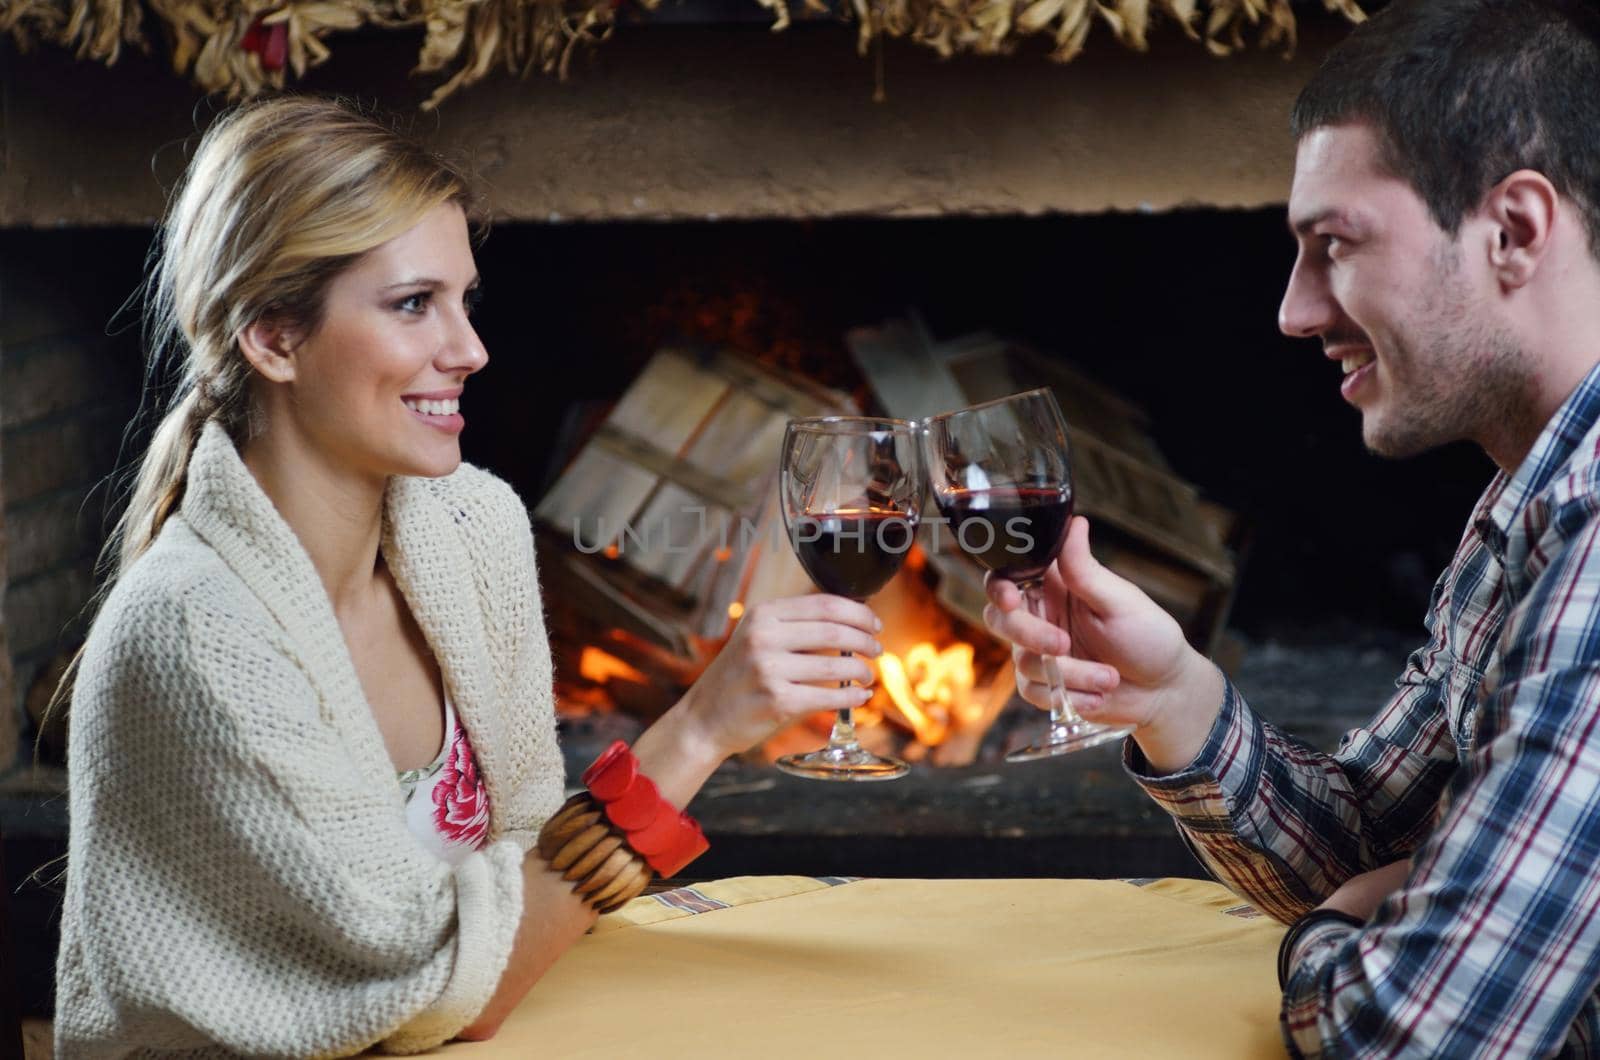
[54,421,566,1057]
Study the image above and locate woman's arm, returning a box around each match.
[455,863,597,1039]
[458,594,883,1038]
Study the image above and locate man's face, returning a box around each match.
[1279,122,1527,459]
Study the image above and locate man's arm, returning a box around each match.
[1127,667,1457,921]
[987,516,1461,921]
[1275,514,1600,1057]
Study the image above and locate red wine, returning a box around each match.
[935,487,1072,585]
[792,512,917,600]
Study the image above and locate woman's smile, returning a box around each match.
[402,389,465,434]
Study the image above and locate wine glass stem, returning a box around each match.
[827,649,861,751]
[1025,583,1084,729]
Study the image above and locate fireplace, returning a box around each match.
[519,285,1241,770]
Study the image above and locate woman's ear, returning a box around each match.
[237,317,303,384]
[1484,169,1559,290]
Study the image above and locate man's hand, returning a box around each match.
[982,516,1226,773]
[1317,861,1412,921]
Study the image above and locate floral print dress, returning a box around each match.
[397,695,491,865]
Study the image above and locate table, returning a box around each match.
[455,876,1289,1058]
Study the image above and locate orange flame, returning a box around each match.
[579,647,648,685]
[877,642,977,746]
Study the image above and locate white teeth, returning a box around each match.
[404,398,460,416]
[1340,353,1375,375]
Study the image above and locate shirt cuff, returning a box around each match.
[1286,915,1360,979]
[1121,677,1266,826]
[1279,917,1363,1058]
[1277,908,1364,987]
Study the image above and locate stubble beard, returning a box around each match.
[1361,246,1531,461]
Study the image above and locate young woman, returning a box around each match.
[54,97,882,1056]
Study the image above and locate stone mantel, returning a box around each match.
[0,19,1348,228]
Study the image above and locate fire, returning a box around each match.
[579,647,648,685]
[877,642,977,746]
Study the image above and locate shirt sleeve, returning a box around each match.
[1274,510,1600,1058]
[1123,593,1460,923]
[57,577,526,1057]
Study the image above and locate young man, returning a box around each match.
[985,0,1600,1054]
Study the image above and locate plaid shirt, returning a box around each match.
[1128,363,1600,1058]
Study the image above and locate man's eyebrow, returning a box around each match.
[1288,209,1356,238]
[381,275,482,291]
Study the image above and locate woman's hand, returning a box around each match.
[685,594,882,756]
[631,594,882,805]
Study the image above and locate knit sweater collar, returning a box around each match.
[180,420,498,805]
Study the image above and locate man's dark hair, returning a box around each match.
[1291,0,1600,259]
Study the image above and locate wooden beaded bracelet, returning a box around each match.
[535,742,711,913]
[536,793,654,913]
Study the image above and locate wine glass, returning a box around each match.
[922,388,1135,761]
[777,417,923,781]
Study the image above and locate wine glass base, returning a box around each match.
[1005,722,1136,763]
[776,746,909,781]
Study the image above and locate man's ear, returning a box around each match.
[1484,169,1559,290]
[237,316,303,384]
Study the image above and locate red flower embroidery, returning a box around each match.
[433,724,490,849]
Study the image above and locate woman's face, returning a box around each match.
[276,202,488,481]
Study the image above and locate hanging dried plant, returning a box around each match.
[3,0,143,61]
[5,0,1366,107]
[417,0,628,108]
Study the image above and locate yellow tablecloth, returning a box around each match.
[452,876,1288,1059]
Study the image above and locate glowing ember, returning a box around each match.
[579,647,648,685]
[877,642,977,746]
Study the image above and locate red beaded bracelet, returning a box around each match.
[582,741,710,878]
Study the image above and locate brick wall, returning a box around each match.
[0,230,146,769]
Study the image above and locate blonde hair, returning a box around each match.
[120,96,475,577]
[41,97,474,740]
